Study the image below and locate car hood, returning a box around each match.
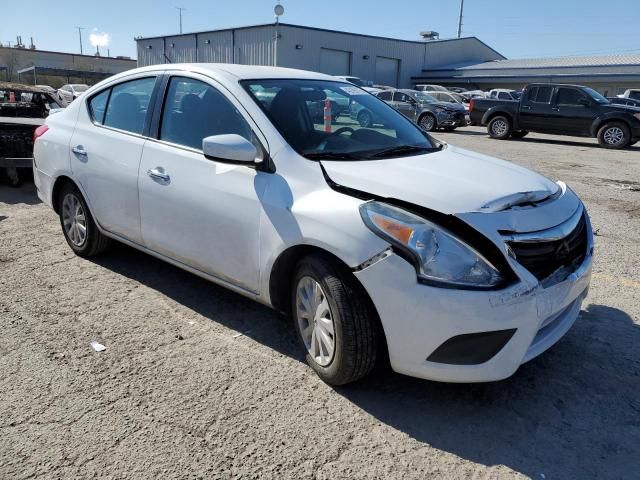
[607,103,640,112]
[424,101,465,112]
[320,145,559,215]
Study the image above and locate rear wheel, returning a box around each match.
[597,122,631,149]
[418,113,436,131]
[511,130,529,139]
[357,110,373,128]
[487,115,513,139]
[58,183,111,257]
[291,254,380,385]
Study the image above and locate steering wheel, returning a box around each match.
[331,127,355,136]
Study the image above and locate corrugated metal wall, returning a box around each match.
[135,25,504,88]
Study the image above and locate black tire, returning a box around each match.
[58,183,111,257]
[3,167,22,187]
[441,126,457,132]
[511,130,529,139]
[357,110,373,128]
[597,122,631,149]
[418,113,437,132]
[291,254,380,385]
[487,115,513,139]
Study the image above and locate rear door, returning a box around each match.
[549,87,597,135]
[70,75,158,243]
[518,85,555,132]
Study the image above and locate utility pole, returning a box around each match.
[76,26,86,54]
[457,0,465,38]
[176,7,186,34]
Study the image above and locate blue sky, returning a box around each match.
[5,0,639,60]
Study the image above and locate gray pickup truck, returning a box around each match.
[1,83,65,186]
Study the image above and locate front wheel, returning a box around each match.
[597,122,631,149]
[418,113,436,131]
[291,254,380,385]
[58,183,111,257]
[487,115,513,139]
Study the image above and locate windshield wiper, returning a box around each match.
[365,144,442,159]
[304,152,365,160]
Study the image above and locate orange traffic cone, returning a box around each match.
[324,98,332,133]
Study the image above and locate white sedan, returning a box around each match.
[33,64,593,385]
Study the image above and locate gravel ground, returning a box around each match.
[1,127,639,479]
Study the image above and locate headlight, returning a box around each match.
[360,202,503,288]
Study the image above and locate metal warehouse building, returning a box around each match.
[135,23,504,88]
[135,23,640,95]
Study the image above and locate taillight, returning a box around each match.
[34,124,49,143]
[469,98,475,112]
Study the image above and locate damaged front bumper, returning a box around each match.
[354,193,594,383]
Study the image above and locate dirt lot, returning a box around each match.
[1,127,639,479]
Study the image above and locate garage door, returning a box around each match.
[319,48,351,76]
[375,57,400,87]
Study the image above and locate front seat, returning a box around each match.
[268,88,309,150]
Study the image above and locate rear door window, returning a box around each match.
[103,77,156,135]
[528,86,553,104]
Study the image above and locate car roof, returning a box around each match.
[107,63,344,84]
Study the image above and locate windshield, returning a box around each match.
[413,91,438,103]
[242,79,436,160]
[584,87,609,104]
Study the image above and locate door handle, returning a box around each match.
[521,105,531,110]
[551,107,560,111]
[147,167,170,183]
[72,145,87,156]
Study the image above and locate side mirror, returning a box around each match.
[578,97,591,107]
[202,134,258,163]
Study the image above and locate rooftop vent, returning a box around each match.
[420,31,440,41]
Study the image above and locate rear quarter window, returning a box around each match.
[89,89,110,124]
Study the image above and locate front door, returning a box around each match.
[549,87,596,135]
[392,92,418,121]
[70,75,158,243]
[138,75,268,292]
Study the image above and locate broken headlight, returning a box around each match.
[360,201,503,288]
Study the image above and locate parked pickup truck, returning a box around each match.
[469,83,640,149]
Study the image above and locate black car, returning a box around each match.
[0,82,65,186]
[608,97,640,108]
[469,83,640,149]
[351,89,467,131]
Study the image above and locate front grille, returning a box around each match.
[508,214,588,281]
